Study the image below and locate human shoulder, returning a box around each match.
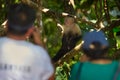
[0,37,7,41]
[73,62,81,66]
[21,41,48,57]
[69,62,82,80]
[30,43,48,54]
[33,44,51,59]
[0,37,14,44]
[71,62,82,72]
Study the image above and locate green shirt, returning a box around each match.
[69,61,120,80]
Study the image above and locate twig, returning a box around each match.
[76,17,95,27]
[95,0,104,29]
[115,0,120,11]
[95,0,99,19]
[55,41,84,65]
[99,0,103,18]
[104,0,111,24]
[103,19,120,31]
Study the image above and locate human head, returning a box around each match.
[82,30,109,59]
[7,3,36,36]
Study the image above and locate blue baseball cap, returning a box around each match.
[82,30,109,49]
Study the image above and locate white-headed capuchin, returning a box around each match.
[52,16,82,62]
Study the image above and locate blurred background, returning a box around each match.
[1,0,120,80]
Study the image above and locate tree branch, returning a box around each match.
[76,17,95,27]
[55,41,84,65]
[99,0,103,19]
[102,19,120,49]
[115,0,120,11]
[104,0,111,24]
[104,19,120,31]
[95,0,99,19]
[94,0,104,29]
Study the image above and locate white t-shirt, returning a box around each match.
[0,37,54,80]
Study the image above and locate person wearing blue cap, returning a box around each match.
[69,30,120,80]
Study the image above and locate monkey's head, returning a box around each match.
[64,16,75,26]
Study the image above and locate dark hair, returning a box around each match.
[82,41,109,60]
[7,3,36,35]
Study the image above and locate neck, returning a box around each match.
[7,33,26,40]
[91,59,112,64]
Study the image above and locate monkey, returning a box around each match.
[52,16,82,63]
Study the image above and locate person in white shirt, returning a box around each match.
[0,3,54,80]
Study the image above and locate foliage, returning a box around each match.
[1,0,120,80]
[55,61,77,80]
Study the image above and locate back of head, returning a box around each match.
[7,3,36,35]
[82,30,109,59]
